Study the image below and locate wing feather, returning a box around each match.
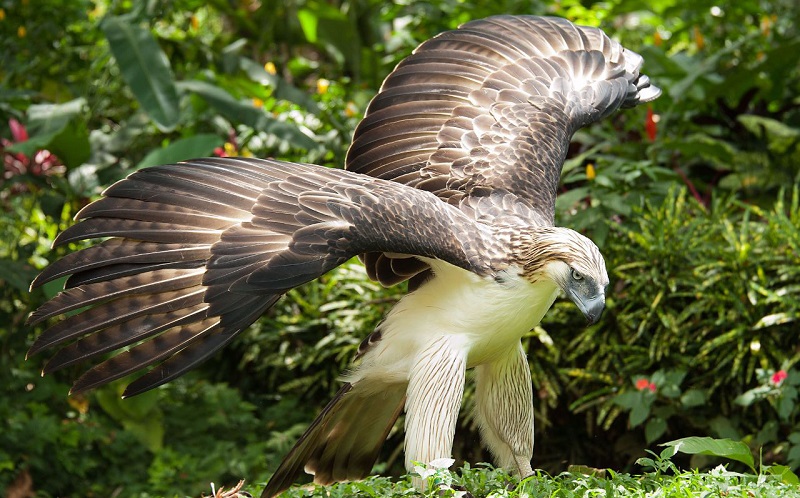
[346,15,660,287]
[347,15,660,213]
[29,158,500,397]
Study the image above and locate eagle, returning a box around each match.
[27,15,659,497]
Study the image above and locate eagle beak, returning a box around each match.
[583,295,605,325]
[568,291,605,325]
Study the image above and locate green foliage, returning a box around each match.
[2,0,800,495]
[661,437,755,472]
[247,460,800,498]
[100,15,181,131]
[550,187,800,472]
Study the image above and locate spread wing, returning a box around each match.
[346,15,659,286]
[346,15,660,220]
[28,158,497,397]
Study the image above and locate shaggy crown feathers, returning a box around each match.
[512,227,607,286]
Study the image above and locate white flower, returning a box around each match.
[413,465,436,479]
[428,457,455,469]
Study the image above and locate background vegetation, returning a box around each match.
[1,0,799,496]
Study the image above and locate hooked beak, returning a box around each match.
[567,291,605,325]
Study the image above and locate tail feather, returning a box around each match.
[261,381,406,498]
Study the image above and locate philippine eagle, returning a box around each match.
[27,15,659,497]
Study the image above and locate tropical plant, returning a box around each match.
[2,0,800,495]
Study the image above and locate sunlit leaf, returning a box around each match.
[662,437,755,471]
[179,79,318,150]
[134,134,224,170]
[101,15,180,131]
[766,465,800,485]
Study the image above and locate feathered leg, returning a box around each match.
[404,336,467,487]
[474,341,534,477]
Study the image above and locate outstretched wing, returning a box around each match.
[28,158,496,397]
[346,15,660,222]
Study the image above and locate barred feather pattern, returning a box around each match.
[347,14,660,286]
[28,158,507,397]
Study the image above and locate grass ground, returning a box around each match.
[216,464,800,498]
[205,438,800,497]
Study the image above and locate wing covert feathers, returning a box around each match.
[347,15,659,286]
[29,157,494,396]
[346,15,660,216]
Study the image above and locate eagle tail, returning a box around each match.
[261,380,406,498]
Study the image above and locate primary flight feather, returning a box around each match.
[27,15,659,497]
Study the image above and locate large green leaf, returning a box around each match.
[298,4,361,76]
[662,437,755,471]
[178,79,318,151]
[101,16,180,131]
[766,465,800,485]
[134,134,224,170]
[96,384,164,452]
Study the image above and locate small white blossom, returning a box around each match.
[428,457,455,469]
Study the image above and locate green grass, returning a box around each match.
[232,464,800,498]
[220,437,800,497]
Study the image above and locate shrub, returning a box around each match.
[549,188,800,469]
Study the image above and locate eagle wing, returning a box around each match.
[28,158,497,397]
[346,15,659,286]
[347,15,659,211]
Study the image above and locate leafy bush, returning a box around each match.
[3,0,800,495]
[543,188,800,470]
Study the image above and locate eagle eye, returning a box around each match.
[570,268,583,281]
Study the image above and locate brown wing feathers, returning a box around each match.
[345,15,659,287]
[29,158,277,396]
[29,158,489,397]
[346,15,660,198]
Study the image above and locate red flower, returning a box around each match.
[645,107,658,142]
[9,118,28,142]
[635,378,657,392]
[2,118,64,183]
[771,370,788,386]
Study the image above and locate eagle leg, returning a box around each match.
[403,336,467,488]
[474,342,534,477]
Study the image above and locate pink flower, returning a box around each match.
[9,118,28,142]
[771,370,788,386]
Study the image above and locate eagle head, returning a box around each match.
[514,227,608,324]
